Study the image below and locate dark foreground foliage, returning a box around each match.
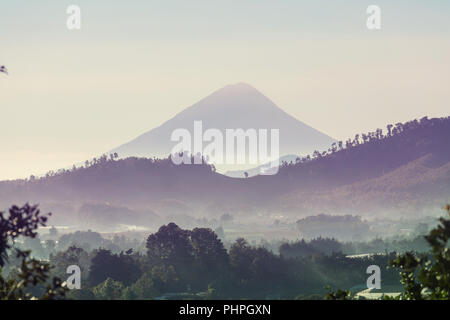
[2,203,449,300]
[0,204,67,299]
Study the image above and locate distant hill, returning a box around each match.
[1,116,449,224]
[271,116,450,216]
[280,116,450,184]
[280,153,450,217]
[111,83,335,173]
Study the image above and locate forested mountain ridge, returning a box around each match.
[269,116,450,190]
[0,116,448,221]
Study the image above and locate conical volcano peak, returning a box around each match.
[223,82,258,91]
[198,82,276,114]
[212,82,263,98]
[111,83,335,162]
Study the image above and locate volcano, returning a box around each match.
[111,83,335,172]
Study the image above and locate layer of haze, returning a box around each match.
[1,0,449,180]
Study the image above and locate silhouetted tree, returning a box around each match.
[88,249,140,286]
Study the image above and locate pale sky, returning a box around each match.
[1,1,449,180]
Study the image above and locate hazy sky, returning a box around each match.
[1,0,449,180]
